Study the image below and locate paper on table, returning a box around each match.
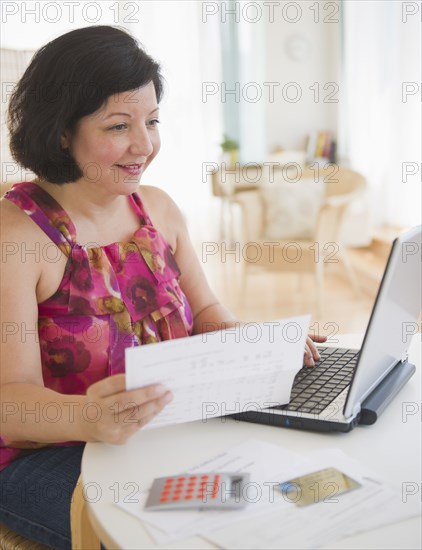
[125,315,310,429]
[205,448,422,549]
[115,439,310,545]
[207,477,421,550]
[115,440,420,548]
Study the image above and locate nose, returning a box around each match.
[129,125,153,157]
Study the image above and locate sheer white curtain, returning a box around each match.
[339,0,421,236]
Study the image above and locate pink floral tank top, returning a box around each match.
[0,182,193,470]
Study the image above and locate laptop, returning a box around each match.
[233,225,421,432]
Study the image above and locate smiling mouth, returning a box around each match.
[115,164,145,176]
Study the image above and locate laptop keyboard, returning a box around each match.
[279,347,359,415]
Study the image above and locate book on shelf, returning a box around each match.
[306,131,337,165]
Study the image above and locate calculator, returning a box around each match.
[145,472,251,510]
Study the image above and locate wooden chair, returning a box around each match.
[233,165,367,317]
[0,475,100,550]
[209,164,259,241]
[0,524,50,550]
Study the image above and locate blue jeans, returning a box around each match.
[0,445,89,549]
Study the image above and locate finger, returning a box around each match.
[303,345,315,368]
[308,334,327,343]
[102,383,169,413]
[137,401,171,429]
[306,337,321,361]
[116,391,173,425]
[87,373,127,398]
[88,374,168,403]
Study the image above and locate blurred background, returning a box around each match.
[1,0,421,336]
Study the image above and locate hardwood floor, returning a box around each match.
[197,250,375,338]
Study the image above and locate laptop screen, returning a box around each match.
[344,226,422,419]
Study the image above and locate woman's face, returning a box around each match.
[61,81,160,195]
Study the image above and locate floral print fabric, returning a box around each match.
[0,182,193,470]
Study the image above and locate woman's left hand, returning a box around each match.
[304,334,327,367]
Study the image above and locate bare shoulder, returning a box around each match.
[0,196,45,277]
[137,185,184,221]
[1,195,40,240]
[137,185,186,251]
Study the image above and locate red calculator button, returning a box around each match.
[165,478,174,483]
[177,476,186,481]
[201,475,209,480]
[174,489,183,495]
[161,490,171,497]
[172,496,180,501]
[160,498,169,503]
[185,495,193,500]
[186,488,195,493]
[175,483,184,489]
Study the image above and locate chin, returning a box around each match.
[112,177,142,195]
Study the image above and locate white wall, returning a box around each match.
[264,1,341,151]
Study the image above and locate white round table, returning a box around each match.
[82,335,421,549]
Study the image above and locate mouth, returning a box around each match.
[115,163,144,176]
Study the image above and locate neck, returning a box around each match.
[34,178,130,223]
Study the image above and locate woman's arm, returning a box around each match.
[0,199,171,445]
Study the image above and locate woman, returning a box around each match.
[0,26,323,548]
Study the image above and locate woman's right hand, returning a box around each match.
[82,374,173,444]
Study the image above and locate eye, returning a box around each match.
[148,119,160,128]
[109,123,127,131]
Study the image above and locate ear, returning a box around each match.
[60,130,71,149]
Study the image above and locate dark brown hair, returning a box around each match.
[7,25,163,184]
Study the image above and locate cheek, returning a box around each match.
[148,134,161,164]
[99,142,123,165]
[72,134,122,166]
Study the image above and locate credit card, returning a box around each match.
[278,467,361,507]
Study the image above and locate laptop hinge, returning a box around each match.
[351,403,361,418]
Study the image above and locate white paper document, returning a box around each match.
[125,315,310,428]
[115,440,421,548]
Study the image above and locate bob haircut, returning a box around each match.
[7,25,163,184]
